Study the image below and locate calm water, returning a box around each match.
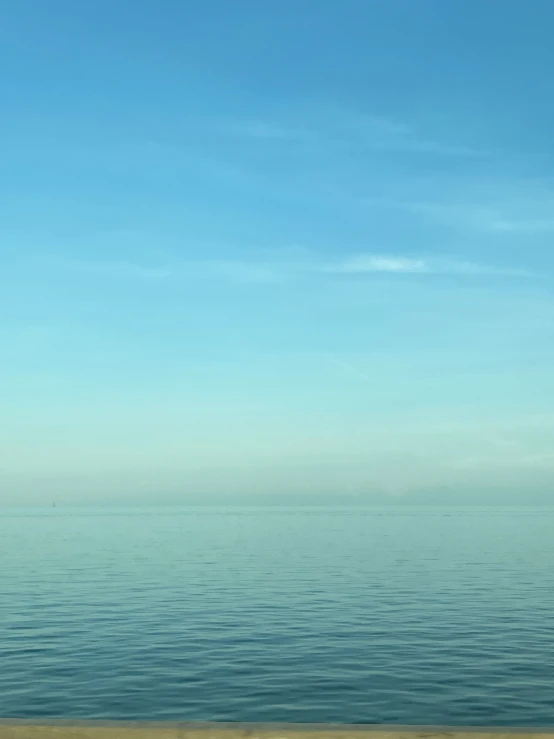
[1,506,554,725]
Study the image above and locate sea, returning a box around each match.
[1,506,554,726]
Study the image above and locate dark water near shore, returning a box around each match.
[1,506,554,726]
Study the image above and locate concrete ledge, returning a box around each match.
[1,723,554,739]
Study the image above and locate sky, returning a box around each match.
[2,0,554,505]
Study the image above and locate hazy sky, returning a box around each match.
[2,0,554,505]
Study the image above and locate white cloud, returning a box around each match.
[322,255,428,274]
[187,253,529,281]
[320,254,532,278]
[60,251,533,285]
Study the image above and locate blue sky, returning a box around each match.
[2,0,554,505]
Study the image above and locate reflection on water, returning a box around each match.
[1,506,554,725]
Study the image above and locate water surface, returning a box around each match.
[1,506,553,725]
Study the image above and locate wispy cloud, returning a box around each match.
[490,218,554,233]
[226,121,304,141]
[186,253,533,282]
[342,114,480,156]
[396,138,480,157]
[226,109,482,158]
[330,357,372,383]
[321,255,428,274]
[68,260,172,280]
[319,254,532,278]
[187,259,285,284]
[367,197,554,235]
[60,252,533,285]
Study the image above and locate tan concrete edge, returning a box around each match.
[1,722,554,739]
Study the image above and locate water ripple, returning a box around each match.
[1,506,554,725]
